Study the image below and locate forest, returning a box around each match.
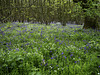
[0,0,100,75]
[0,0,100,28]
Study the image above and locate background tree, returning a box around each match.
[1,0,99,27]
[73,0,100,29]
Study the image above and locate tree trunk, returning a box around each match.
[83,16,100,29]
[62,20,66,26]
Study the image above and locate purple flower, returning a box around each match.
[50,51,52,52]
[91,59,92,61]
[83,40,86,42]
[8,48,11,50]
[65,43,67,47]
[16,48,19,51]
[99,66,100,68]
[45,63,48,66]
[65,56,66,59]
[41,63,42,66]
[42,59,45,61]
[84,47,86,50]
[56,39,59,42]
[61,52,64,55]
[75,61,77,63]
[70,54,73,57]
[51,57,53,59]
[50,64,52,65]
[89,46,91,49]
[84,51,86,54]
[59,43,62,45]
[56,65,58,66]
[9,42,11,45]
[26,43,29,45]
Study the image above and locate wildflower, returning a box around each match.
[61,52,64,55]
[84,47,86,50]
[16,48,19,51]
[56,65,58,66]
[50,51,52,52]
[56,39,59,42]
[54,70,57,72]
[62,68,64,70]
[65,56,66,59]
[26,43,29,45]
[51,57,53,59]
[75,61,77,63]
[9,42,11,45]
[49,66,53,69]
[8,48,11,50]
[70,54,73,57]
[41,63,42,66]
[99,66,100,68]
[84,51,86,54]
[45,63,48,66]
[98,73,100,75]
[59,43,62,45]
[83,40,86,42]
[58,68,60,70]
[65,43,67,47]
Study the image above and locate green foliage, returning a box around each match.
[0,23,100,75]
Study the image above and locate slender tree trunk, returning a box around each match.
[73,0,100,29]
[62,0,66,26]
[83,16,99,29]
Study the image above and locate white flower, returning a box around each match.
[98,73,100,75]
[49,66,53,69]
[58,68,59,70]
[54,70,57,72]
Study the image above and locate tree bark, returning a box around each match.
[73,0,100,29]
[83,16,99,29]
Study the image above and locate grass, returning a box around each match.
[0,22,100,75]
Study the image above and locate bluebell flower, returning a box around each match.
[99,66,100,68]
[45,63,48,66]
[59,43,62,45]
[42,59,45,61]
[50,51,52,52]
[56,39,59,42]
[26,43,29,45]
[75,61,77,63]
[84,51,86,54]
[86,44,89,46]
[51,57,53,59]
[61,52,64,55]
[56,65,58,66]
[83,40,86,42]
[70,54,73,57]
[91,59,92,61]
[89,46,91,49]
[41,63,42,66]
[84,47,86,50]
[16,48,19,51]
[8,48,11,50]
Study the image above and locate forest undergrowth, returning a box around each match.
[0,22,100,75]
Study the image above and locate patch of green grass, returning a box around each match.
[0,22,100,75]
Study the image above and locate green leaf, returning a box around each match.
[36,72,42,75]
